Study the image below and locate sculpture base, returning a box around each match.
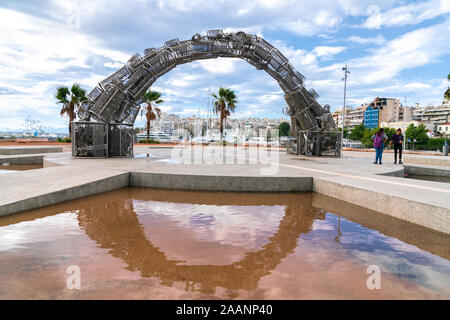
[71,121,134,158]
[287,130,342,157]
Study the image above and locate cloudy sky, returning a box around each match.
[0,0,449,131]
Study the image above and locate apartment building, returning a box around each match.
[332,106,365,130]
[379,120,433,131]
[361,97,419,129]
[437,123,450,136]
[413,104,450,126]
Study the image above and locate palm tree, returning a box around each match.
[445,73,450,101]
[56,83,87,135]
[142,89,164,140]
[211,87,237,143]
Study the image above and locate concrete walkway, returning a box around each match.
[0,145,449,234]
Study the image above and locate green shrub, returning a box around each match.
[138,139,161,144]
[57,137,71,143]
[278,121,291,137]
[349,124,366,141]
[427,138,445,151]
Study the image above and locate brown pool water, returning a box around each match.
[405,174,450,183]
[0,164,43,172]
[0,187,449,300]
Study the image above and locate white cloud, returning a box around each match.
[347,35,386,45]
[362,0,450,29]
[404,82,432,89]
[0,7,131,130]
[312,46,346,57]
[104,62,124,69]
[195,58,237,74]
[349,20,450,84]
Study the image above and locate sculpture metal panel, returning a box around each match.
[73,30,341,157]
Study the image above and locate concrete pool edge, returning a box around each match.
[0,167,449,234]
[1,155,44,166]
[130,172,313,192]
[0,172,129,217]
[404,164,450,177]
[313,177,449,234]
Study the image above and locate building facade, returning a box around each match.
[437,123,450,136]
[332,106,365,130]
[364,107,380,129]
[379,120,433,131]
[413,104,450,126]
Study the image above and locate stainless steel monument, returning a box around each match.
[72,29,341,157]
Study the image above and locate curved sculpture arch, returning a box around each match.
[79,29,336,133]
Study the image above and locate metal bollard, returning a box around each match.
[443,145,448,156]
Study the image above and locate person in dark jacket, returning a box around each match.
[389,128,404,164]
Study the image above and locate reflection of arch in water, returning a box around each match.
[77,193,325,294]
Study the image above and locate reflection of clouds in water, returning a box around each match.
[132,200,285,248]
[314,213,450,297]
[0,211,80,252]
[189,213,216,227]
[349,249,449,296]
[312,219,335,231]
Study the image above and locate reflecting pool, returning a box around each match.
[0,164,42,173]
[0,188,448,299]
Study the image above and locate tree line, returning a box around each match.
[349,123,446,150]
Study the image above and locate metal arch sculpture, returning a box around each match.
[72,29,341,157]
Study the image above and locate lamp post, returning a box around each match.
[341,63,350,156]
[403,95,406,152]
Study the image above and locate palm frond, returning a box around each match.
[445,88,450,100]
[143,89,163,104]
[71,83,85,98]
[56,86,70,104]
[155,107,162,118]
[211,87,238,115]
[60,104,69,116]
